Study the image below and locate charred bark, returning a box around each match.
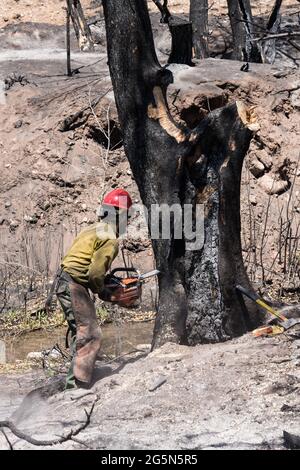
[152,0,193,65]
[260,0,283,64]
[66,4,72,76]
[184,104,262,343]
[152,0,171,24]
[190,0,209,59]
[168,19,194,66]
[67,0,94,51]
[227,0,262,62]
[227,0,244,61]
[102,0,264,348]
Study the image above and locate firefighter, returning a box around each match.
[54,189,132,389]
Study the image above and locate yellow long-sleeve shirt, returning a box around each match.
[62,222,119,293]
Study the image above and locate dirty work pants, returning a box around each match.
[56,271,102,388]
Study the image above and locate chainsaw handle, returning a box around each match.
[110,267,139,277]
[236,285,259,302]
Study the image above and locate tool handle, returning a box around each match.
[110,267,139,277]
[236,284,259,302]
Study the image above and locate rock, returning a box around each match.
[249,194,257,206]
[24,214,39,224]
[148,375,167,392]
[136,344,151,351]
[4,201,11,208]
[9,220,19,230]
[38,200,51,211]
[257,150,272,170]
[248,158,265,178]
[259,174,289,195]
[26,352,43,361]
[48,349,62,361]
[273,70,289,78]
[14,119,23,128]
[143,409,153,418]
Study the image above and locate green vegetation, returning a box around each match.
[0,309,65,340]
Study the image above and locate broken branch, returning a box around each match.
[253,32,300,42]
[0,399,97,447]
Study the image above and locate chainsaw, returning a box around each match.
[99,267,160,308]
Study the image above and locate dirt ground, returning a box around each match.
[1,1,299,27]
[0,0,100,28]
[0,329,300,450]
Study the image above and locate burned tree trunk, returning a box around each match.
[168,19,193,66]
[227,0,245,61]
[66,4,72,76]
[67,0,94,51]
[102,0,264,348]
[190,0,209,59]
[152,0,193,65]
[184,104,261,343]
[260,0,283,64]
[227,0,262,62]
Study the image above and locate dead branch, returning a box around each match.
[289,39,300,53]
[253,32,300,42]
[0,399,97,447]
[67,0,94,51]
[1,430,13,450]
[267,0,282,31]
[152,0,172,24]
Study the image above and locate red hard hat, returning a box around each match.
[102,189,133,210]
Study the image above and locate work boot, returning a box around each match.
[75,378,91,389]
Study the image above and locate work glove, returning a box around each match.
[98,286,117,302]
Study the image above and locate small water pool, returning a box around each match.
[5,321,154,363]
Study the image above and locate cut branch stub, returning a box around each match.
[168,20,194,66]
[152,0,193,65]
[148,86,188,143]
